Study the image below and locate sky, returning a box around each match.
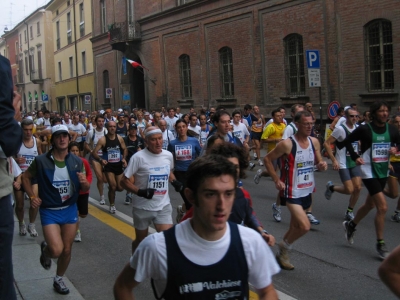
[1,0,52,33]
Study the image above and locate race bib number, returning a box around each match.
[296,165,314,189]
[53,180,70,202]
[372,143,390,163]
[20,155,35,172]
[108,149,120,163]
[162,139,168,150]
[93,143,103,156]
[346,142,359,156]
[175,145,192,161]
[148,174,168,195]
[233,131,242,140]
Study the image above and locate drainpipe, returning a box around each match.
[73,0,80,110]
[23,20,31,111]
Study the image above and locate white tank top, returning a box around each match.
[18,137,39,172]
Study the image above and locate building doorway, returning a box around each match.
[128,56,145,109]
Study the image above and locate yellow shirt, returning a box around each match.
[261,122,286,152]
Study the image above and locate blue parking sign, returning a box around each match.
[306,50,320,69]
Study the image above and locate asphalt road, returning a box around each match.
[25,159,399,300]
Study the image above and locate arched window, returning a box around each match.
[103,70,109,103]
[365,19,394,91]
[179,54,192,99]
[284,34,305,96]
[219,47,234,98]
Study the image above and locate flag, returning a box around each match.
[126,59,149,71]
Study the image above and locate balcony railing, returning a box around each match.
[109,21,141,43]
[30,69,44,84]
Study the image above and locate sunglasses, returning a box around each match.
[349,115,359,118]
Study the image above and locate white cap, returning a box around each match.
[344,106,351,111]
[118,108,123,113]
[26,116,33,120]
[100,110,105,114]
[51,124,69,135]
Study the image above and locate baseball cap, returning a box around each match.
[144,112,150,116]
[52,124,69,136]
[99,110,105,114]
[118,108,123,113]
[344,106,351,111]
[129,124,138,130]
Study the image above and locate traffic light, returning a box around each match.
[35,91,38,101]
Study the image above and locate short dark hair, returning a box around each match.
[95,114,105,122]
[294,110,312,123]
[43,110,50,115]
[232,110,241,118]
[68,141,80,152]
[350,103,357,108]
[186,155,237,196]
[51,117,62,126]
[189,114,197,121]
[209,142,248,179]
[271,108,281,117]
[212,110,230,124]
[175,118,187,128]
[370,101,390,121]
[244,104,252,111]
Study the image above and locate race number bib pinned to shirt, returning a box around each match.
[108,149,120,163]
[148,174,168,195]
[20,155,35,172]
[372,143,390,163]
[53,180,71,202]
[175,145,192,161]
[346,142,359,156]
[295,163,314,189]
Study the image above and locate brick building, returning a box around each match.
[94,0,399,117]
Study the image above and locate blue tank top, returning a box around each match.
[152,222,249,299]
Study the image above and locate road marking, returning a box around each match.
[88,198,295,300]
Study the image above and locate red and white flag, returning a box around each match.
[126,59,149,71]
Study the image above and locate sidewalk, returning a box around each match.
[12,216,84,300]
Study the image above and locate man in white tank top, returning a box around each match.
[14,118,42,237]
[84,114,108,204]
[265,111,327,270]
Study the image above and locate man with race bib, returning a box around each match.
[339,101,400,259]
[121,126,182,254]
[14,118,42,237]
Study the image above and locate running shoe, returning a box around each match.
[343,221,356,245]
[40,241,51,270]
[307,213,320,225]
[344,211,354,221]
[272,203,281,222]
[99,195,105,205]
[276,241,294,270]
[391,212,400,222]
[19,222,27,236]
[74,230,81,242]
[124,193,131,205]
[249,162,256,170]
[109,205,116,214]
[53,277,70,295]
[258,159,264,166]
[176,205,184,223]
[253,153,258,160]
[376,242,389,260]
[254,169,262,184]
[28,223,38,237]
[325,181,334,200]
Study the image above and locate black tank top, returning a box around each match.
[152,222,249,299]
[102,135,123,164]
[116,123,127,137]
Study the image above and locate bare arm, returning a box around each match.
[36,138,43,155]
[119,136,128,167]
[91,136,106,162]
[257,283,278,300]
[311,137,328,171]
[22,171,41,209]
[378,245,400,298]
[121,175,139,195]
[323,135,339,170]
[113,263,140,300]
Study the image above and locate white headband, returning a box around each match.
[145,128,162,137]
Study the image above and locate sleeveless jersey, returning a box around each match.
[280,136,315,199]
[17,137,39,172]
[335,124,358,169]
[116,123,127,137]
[200,124,210,147]
[92,128,106,156]
[361,123,391,179]
[102,135,123,164]
[251,115,263,133]
[153,222,249,300]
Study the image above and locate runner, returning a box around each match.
[158,119,175,150]
[265,111,327,270]
[84,114,108,205]
[199,113,211,148]
[250,106,265,164]
[324,107,362,221]
[164,107,179,137]
[123,124,144,205]
[121,126,182,254]
[114,155,280,299]
[339,101,400,259]
[14,118,42,237]
[383,114,400,222]
[168,119,201,222]
[69,115,87,157]
[188,114,201,142]
[231,110,253,169]
[116,114,128,138]
[22,124,89,294]
[92,121,128,214]
[68,141,92,242]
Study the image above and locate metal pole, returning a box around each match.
[319,87,323,130]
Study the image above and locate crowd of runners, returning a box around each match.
[10,100,400,298]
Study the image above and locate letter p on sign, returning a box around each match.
[306,50,320,69]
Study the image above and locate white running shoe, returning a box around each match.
[74,230,81,242]
[99,195,105,205]
[258,159,264,166]
[254,169,262,184]
[109,205,116,214]
[28,223,38,237]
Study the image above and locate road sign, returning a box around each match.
[84,95,91,105]
[327,101,340,120]
[306,50,320,69]
[105,88,112,98]
[42,94,49,102]
[123,91,130,101]
[308,69,321,87]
